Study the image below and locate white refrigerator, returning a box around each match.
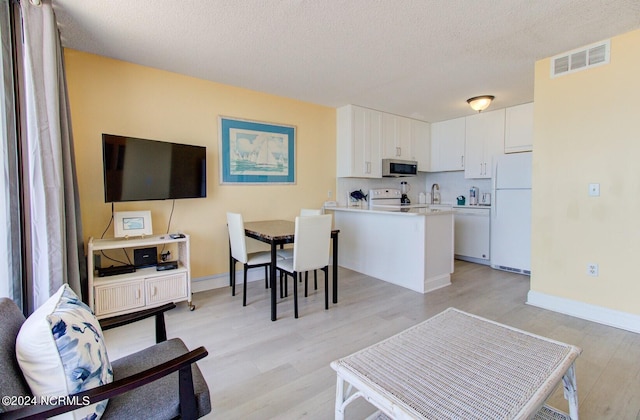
[490,152,532,275]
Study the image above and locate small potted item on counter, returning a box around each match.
[457,195,466,205]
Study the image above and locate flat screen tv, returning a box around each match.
[102,134,206,202]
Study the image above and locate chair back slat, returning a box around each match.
[227,212,248,264]
[293,214,332,272]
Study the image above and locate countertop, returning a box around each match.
[453,204,491,209]
[324,205,454,216]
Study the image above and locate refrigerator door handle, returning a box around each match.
[493,191,497,218]
[492,162,498,218]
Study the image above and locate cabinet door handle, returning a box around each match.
[396,147,401,157]
[461,155,464,168]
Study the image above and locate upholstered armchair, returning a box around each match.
[0,285,211,419]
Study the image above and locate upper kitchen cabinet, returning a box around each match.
[464,108,505,179]
[430,116,465,172]
[382,113,415,161]
[337,104,382,178]
[412,119,431,171]
[505,102,534,153]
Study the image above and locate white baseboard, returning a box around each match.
[424,274,451,293]
[191,269,267,293]
[527,290,640,334]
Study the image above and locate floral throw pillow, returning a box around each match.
[16,284,113,420]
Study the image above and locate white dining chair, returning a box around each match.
[277,208,323,296]
[227,212,273,306]
[276,214,332,318]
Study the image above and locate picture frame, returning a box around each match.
[219,116,296,184]
[114,211,153,238]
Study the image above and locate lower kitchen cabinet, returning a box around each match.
[454,207,490,264]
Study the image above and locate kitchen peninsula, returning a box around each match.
[325,206,454,293]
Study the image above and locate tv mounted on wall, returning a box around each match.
[102,134,206,202]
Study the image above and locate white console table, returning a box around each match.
[87,234,193,319]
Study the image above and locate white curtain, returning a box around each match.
[0,0,22,307]
[20,0,84,311]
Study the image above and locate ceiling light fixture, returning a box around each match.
[467,95,495,112]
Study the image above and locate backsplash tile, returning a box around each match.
[337,172,491,206]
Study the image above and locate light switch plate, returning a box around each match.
[588,183,600,197]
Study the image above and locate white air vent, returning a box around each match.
[551,40,610,77]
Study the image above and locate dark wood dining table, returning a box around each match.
[243,220,340,321]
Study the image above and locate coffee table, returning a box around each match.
[331,308,581,419]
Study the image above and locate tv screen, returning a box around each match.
[102,134,206,202]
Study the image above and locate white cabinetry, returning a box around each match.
[505,102,534,153]
[382,113,415,160]
[337,105,382,178]
[88,234,192,319]
[464,109,505,178]
[430,117,465,172]
[454,207,490,264]
[412,119,431,172]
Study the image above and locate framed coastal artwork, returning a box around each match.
[113,210,153,238]
[219,116,296,184]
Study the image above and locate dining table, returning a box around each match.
[243,219,340,321]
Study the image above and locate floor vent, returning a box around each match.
[551,40,610,78]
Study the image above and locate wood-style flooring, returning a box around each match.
[104,261,640,420]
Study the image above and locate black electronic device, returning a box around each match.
[156,261,178,271]
[169,233,185,239]
[102,134,206,202]
[98,265,136,277]
[134,246,158,268]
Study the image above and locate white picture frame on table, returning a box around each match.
[114,211,153,238]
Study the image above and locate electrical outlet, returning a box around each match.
[587,263,599,276]
[588,183,600,196]
[327,190,332,198]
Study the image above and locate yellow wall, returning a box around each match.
[531,29,640,315]
[64,50,336,280]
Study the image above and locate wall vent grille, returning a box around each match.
[551,40,610,78]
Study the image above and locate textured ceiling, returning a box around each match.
[51,0,640,122]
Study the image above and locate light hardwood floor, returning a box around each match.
[104,261,640,420]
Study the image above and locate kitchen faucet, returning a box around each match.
[431,183,440,204]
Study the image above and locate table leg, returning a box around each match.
[335,376,345,420]
[270,242,277,321]
[229,241,233,287]
[332,232,339,304]
[563,363,579,419]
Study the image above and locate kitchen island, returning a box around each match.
[325,206,454,293]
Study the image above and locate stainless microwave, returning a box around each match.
[382,159,418,177]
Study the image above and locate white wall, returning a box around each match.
[530,28,640,318]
